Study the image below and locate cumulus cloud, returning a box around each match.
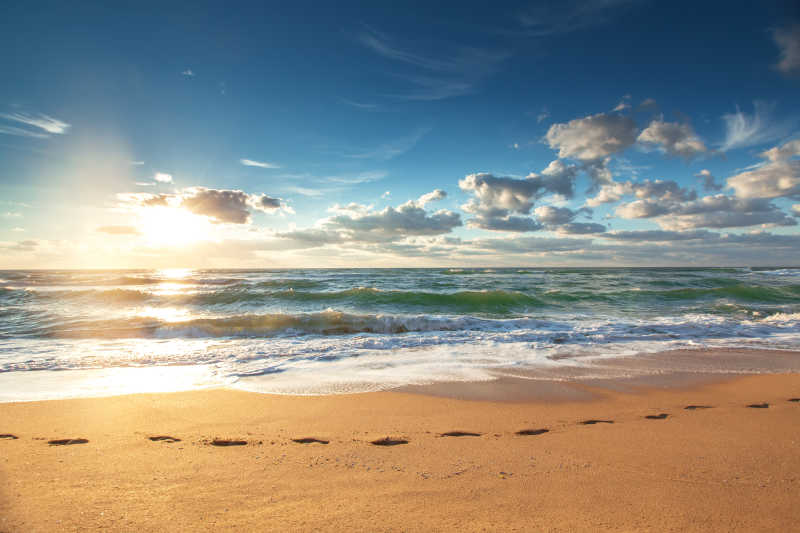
[468,215,543,232]
[120,187,288,224]
[617,192,797,230]
[696,169,722,191]
[460,174,544,216]
[179,188,288,223]
[773,24,800,75]
[637,119,706,158]
[459,162,580,232]
[727,139,800,199]
[277,192,461,246]
[154,172,173,183]
[0,112,70,137]
[240,158,280,169]
[328,202,461,240]
[588,178,695,207]
[97,225,140,235]
[414,189,447,207]
[180,189,255,224]
[533,205,581,225]
[532,205,605,234]
[545,112,638,161]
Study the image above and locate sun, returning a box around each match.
[137,206,213,246]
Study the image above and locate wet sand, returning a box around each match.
[1,362,800,531]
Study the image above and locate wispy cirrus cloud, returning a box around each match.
[358,28,508,101]
[515,0,637,36]
[240,158,280,169]
[344,128,430,160]
[340,99,382,111]
[720,101,796,151]
[0,112,70,138]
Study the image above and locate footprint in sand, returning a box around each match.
[747,403,769,409]
[370,437,408,446]
[210,438,247,446]
[149,435,181,443]
[580,419,614,425]
[684,405,713,410]
[292,437,329,444]
[439,431,481,437]
[0,434,19,440]
[645,413,669,420]
[48,438,89,446]
[515,429,549,436]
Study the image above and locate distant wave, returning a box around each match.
[8,283,799,310]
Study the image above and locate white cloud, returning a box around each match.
[341,99,381,110]
[358,28,508,101]
[587,178,695,207]
[323,170,388,185]
[344,128,429,160]
[182,69,195,77]
[545,112,638,161]
[121,187,289,224]
[696,169,722,191]
[637,119,706,159]
[727,139,800,199]
[773,24,800,75]
[381,191,391,199]
[720,101,794,151]
[281,196,462,244]
[414,189,447,207]
[240,158,280,169]
[459,161,580,232]
[612,95,631,112]
[0,125,50,138]
[616,192,796,230]
[129,161,145,166]
[0,112,70,137]
[154,172,173,183]
[637,98,658,112]
[517,1,635,36]
[285,186,325,197]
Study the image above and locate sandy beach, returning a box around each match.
[2,361,800,532]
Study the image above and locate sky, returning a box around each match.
[1,0,799,268]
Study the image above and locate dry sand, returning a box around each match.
[1,369,800,531]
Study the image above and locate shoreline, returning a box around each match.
[2,347,799,404]
[2,365,800,531]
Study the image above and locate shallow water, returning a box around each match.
[1,267,798,399]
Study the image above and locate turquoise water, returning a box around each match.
[1,267,799,398]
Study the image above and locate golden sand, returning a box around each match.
[1,372,800,531]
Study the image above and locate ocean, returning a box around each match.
[1,267,799,400]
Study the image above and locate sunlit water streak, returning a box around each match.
[1,267,799,400]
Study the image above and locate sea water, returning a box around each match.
[1,267,798,400]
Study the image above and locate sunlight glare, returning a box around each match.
[138,207,212,247]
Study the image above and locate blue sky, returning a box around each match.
[1,0,799,268]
